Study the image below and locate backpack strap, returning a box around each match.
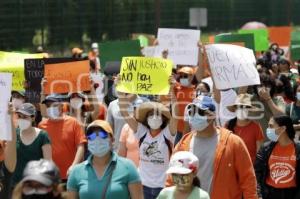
[139,133,147,148]
[290,102,294,117]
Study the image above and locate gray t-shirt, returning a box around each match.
[106,99,126,150]
[189,132,219,194]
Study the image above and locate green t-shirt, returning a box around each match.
[12,128,51,185]
[157,186,210,199]
[67,153,141,199]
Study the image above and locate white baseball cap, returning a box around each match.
[166,151,199,174]
[91,42,98,49]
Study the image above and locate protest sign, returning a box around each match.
[291,31,300,42]
[205,44,260,90]
[268,26,292,46]
[157,28,200,65]
[291,44,300,61]
[90,73,105,102]
[238,29,269,51]
[116,57,173,95]
[215,33,255,50]
[0,73,12,141]
[99,40,141,69]
[44,60,91,94]
[24,58,77,103]
[0,51,43,91]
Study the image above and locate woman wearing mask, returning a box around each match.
[226,94,264,164]
[255,115,300,199]
[119,89,178,199]
[12,103,51,186]
[12,159,64,199]
[67,120,143,199]
[157,151,210,199]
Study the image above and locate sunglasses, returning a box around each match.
[187,106,206,117]
[86,130,108,141]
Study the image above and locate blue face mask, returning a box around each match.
[189,113,209,131]
[266,128,280,142]
[88,137,111,157]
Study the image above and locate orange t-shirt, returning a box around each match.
[119,124,139,167]
[38,116,87,179]
[174,85,195,133]
[266,143,296,188]
[233,121,264,163]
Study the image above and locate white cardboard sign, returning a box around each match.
[205,44,260,90]
[0,73,12,141]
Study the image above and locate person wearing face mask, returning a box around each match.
[157,151,210,199]
[38,94,86,183]
[12,159,65,199]
[12,103,52,187]
[255,115,300,199]
[286,84,300,140]
[119,91,178,199]
[225,94,264,164]
[67,120,143,199]
[166,96,258,199]
[174,67,196,144]
[11,91,26,109]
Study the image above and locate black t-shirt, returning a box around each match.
[0,161,12,199]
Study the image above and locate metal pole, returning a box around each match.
[155,0,161,30]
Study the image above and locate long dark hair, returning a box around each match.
[273,115,295,140]
[192,176,201,188]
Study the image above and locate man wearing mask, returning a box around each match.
[166,96,258,199]
[174,66,196,144]
[38,94,86,183]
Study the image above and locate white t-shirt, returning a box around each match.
[135,123,175,188]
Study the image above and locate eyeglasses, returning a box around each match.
[86,130,108,141]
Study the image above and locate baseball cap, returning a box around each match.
[16,103,36,116]
[21,159,60,186]
[91,43,98,49]
[86,120,113,136]
[12,90,25,97]
[42,94,68,104]
[67,92,86,99]
[187,96,216,112]
[166,151,199,175]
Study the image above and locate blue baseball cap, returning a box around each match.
[42,93,68,104]
[188,96,216,112]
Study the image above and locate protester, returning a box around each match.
[157,151,210,199]
[118,96,150,167]
[195,81,211,97]
[166,96,258,199]
[67,120,143,199]
[12,159,64,199]
[12,91,26,109]
[106,91,137,150]
[38,94,86,182]
[88,42,101,72]
[255,115,300,199]
[226,94,264,163]
[12,103,51,186]
[119,77,178,199]
[0,103,17,199]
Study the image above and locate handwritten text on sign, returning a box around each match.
[116,57,173,95]
[44,60,91,94]
[0,73,12,141]
[205,44,260,90]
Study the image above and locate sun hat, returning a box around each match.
[135,102,171,123]
[86,120,113,136]
[16,103,36,117]
[21,159,60,186]
[227,93,259,112]
[166,151,199,174]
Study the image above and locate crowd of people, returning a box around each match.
[0,40,300,199]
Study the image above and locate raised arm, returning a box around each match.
[119,92,139,133]
[168,76,178,136]
[88,80,100,121]
[40,78,48,118]
[195,42,204,82]
[4,103,17,172]
[258,87,284,116]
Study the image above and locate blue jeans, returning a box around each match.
[143,186,163,199]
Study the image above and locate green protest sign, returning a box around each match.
[238,29,269,51]
[291,43,300,61]
[291,31,300,42]
[215,33,255,51]
[99,40,141,70]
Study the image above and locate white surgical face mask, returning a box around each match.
[70,97,83,109]
[266,128,281,142]
[180,78,190,87]
[189,113,209,131]
[17,119,31,131]
[147,115,163,130]
[236,108,249,120]
[12,98,24,109]
[88,137,111,157]
[296,92,300,101]
[46,106,61,120]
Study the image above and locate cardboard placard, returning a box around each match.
[116,57,173,95]
[205,44,260,90]
[268,26,292,46]
[215,33,254,50]
[44,60,91,94]
[238,29,269,51]
[0,72,12,141]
